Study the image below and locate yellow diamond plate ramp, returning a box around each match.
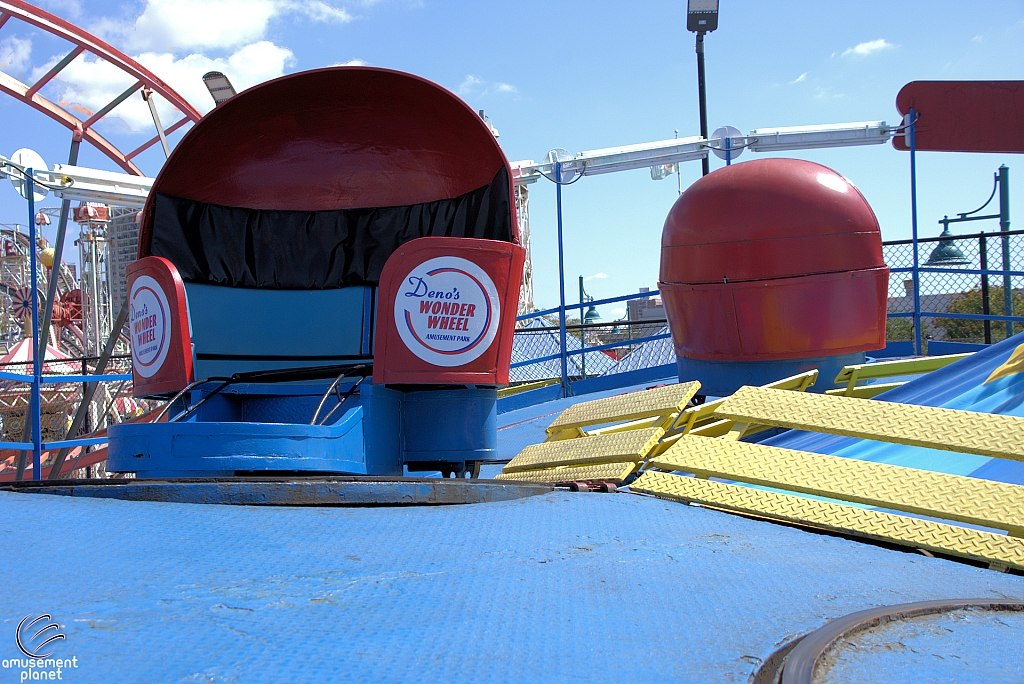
[653,435,1024,536]
[630,471,1024,570]
[494,461,638,483]
[833,353,971,385]
[504,428,663,473]
[665,370,817,438]
[715,386,1024,461]
[546,381,700,436]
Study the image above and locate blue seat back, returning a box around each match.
[184,283,372,378]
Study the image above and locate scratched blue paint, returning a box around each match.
[816,608,1024,683]
[1,490,1021,682]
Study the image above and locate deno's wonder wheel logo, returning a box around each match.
[129,275,170,378]
[395,257,501,367]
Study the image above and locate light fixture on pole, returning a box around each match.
[202,71,237,106]
[578,276,601,379]
[925,220,969,266]
[687,0,718,177]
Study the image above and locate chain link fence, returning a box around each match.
[512,229,1024,386]
[511,292,672,384]
[884,229,1024,346]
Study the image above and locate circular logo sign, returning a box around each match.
[394,256,501,367]
[129,275,170,379]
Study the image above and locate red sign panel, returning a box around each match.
[894,81,1024,153]
[126,256,194,397]
[374,237,525,386]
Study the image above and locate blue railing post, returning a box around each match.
[27,171,42,479]
[909,109,923,356]
[555,161,569,397]
[998,165,1012,339]
[578,275,586,379]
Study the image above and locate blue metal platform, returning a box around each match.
[2,486,1022,682]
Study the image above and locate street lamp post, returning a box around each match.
[687,0,719,177]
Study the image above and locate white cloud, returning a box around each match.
[23,0,354,133]
[458,74,518,97]
[97,0,351,52]
[17,0,366,137]
[458,74,482,96]
[334,59,367,66]
[41,41,294,131]
[972,34,983,43]
[790,72,807,84]
[610,307,626,318]
[296,0,352,22]
[814,86,845,100]
[584,272,608,282]
[841,39,894,57]
[0,36,32,75]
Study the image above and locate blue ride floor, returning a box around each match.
[6,345,1024,682]
[1,488,1022,683]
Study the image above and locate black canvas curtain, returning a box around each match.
[149,166,513,289]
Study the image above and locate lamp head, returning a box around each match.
[687,0,719,32]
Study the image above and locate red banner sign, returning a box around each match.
[126,257,194,397]
[894,81,1024,153]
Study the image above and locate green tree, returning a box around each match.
[541,314,583,340]
[935,286,1024,343]
[886,316,914,342]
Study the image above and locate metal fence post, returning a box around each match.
[28,171,42,480]
[998,165,1012,338]
[20,135,81,450]
[980,233,992,345]
[578,275,586,379]
[48,297,130,479]
[555,162,569,397]
[909,109,923,355]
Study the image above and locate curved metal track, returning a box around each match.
[754,599,1024,684]
[0,0,201,174]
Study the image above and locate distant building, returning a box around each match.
[600,287,667,356]
[107,207,139,308]
[627,287,665,324]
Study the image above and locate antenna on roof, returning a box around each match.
[478,110,499,138]
[202,72,237,106]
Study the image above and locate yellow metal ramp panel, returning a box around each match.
[669,370,817,437]
[630,471,1024,570]
[504,428,663,473]
[498,378,560,398]
[825,382,905,399]
[653,435,1024,536]
[494,462,638,484]
[715,386,1024,461]
[833,353,972,385]
[545,381,700,435]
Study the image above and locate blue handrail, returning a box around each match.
[0,371,132,383]
[517,289,661,322]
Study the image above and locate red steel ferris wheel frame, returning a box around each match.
[0,0,202,175]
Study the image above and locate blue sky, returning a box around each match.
[2,0,1024,319]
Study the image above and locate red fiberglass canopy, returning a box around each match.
[138,67,517,289]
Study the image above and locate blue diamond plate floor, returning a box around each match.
[2,489,1022,683]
